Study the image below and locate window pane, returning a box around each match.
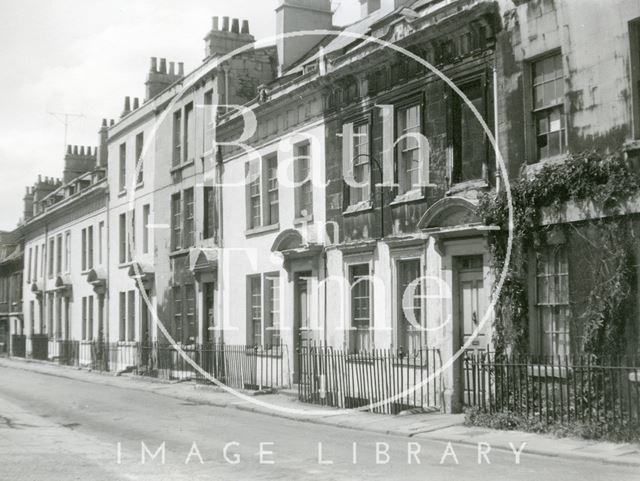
[536,246,570,356]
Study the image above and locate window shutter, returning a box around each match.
[379,105,395,186]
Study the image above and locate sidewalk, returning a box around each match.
[1,356,639,467]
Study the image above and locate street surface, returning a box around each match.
[0,365,637,480]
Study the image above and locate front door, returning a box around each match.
[293,272,313,383]
[459,261,488,353]
[202,282,215,344]
[456,255,489,407]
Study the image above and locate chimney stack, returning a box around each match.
[145,56,184,100]
[23,186,34,222]
[122,96,131,117]
[97,119,109,168]
[276,0,333,74]
[204,16,255,59]
[63,140,97,183]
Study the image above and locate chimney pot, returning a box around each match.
[159,58,167,74]
[178,62,184,76]
[124,96,131,113]
[231,18,240,34]
[80,146,85,156]
[133,97,140,109]
[241,20,250,34]
[110,119,115,126]
[101,118,107,127]
[73,146,79,155]
[213,16,219,30]
[222,16,230,31]
[169,61,175,76]
[67,145,72,155]
[150,57,158,73]
[38,175,42,183]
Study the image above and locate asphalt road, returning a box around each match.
[0,365,637,481]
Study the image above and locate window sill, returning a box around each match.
[117,341,138,347]
[117,189,127,198]
[118,262,132,269]
[293,214,314,226]
[135,181,144,191]
[343,200,373,216]
[245,223,280,238]
[170,160,195,175]
[389,189,425,206]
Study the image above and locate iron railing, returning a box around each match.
[30,335,49,360]
[57,340,80,367]
[11,334,26,358]
[464,352,640,427]
[139,342,291,390]
[298,344,442,414]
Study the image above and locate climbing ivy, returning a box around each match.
[477,150,640,359]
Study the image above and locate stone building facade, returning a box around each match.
[5,0,640,413]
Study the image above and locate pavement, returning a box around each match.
[1,355,639,471]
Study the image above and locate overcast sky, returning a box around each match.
[0,0,360,231]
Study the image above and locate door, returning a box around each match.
[456,255,489,407]
[459,271,488,353]
[293,272,313,383]
[202,282,215,344]
[139,289,153,370]
[397,259,422,353]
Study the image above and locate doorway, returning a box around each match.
[455,255,488,408]
[293,272,313,383]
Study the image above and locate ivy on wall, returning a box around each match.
[477,151,640,359]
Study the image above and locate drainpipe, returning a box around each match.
[323,251,328,346]
[105,187,110,344]
[215,146,224,345]
[493,65,501,193]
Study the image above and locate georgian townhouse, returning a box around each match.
[304,0,501,412]
[106,17,275,364]
[491,0,640,362]
[210,0,499,400]
[19,143,108,365]
[0,229,23,356]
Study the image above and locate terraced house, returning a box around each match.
[19,142,109,365]
[6,0,640,426]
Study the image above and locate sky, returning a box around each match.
[0,0,360,231]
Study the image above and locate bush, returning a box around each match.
[465,407,640,443]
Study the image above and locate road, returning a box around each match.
[0,365,637,481]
